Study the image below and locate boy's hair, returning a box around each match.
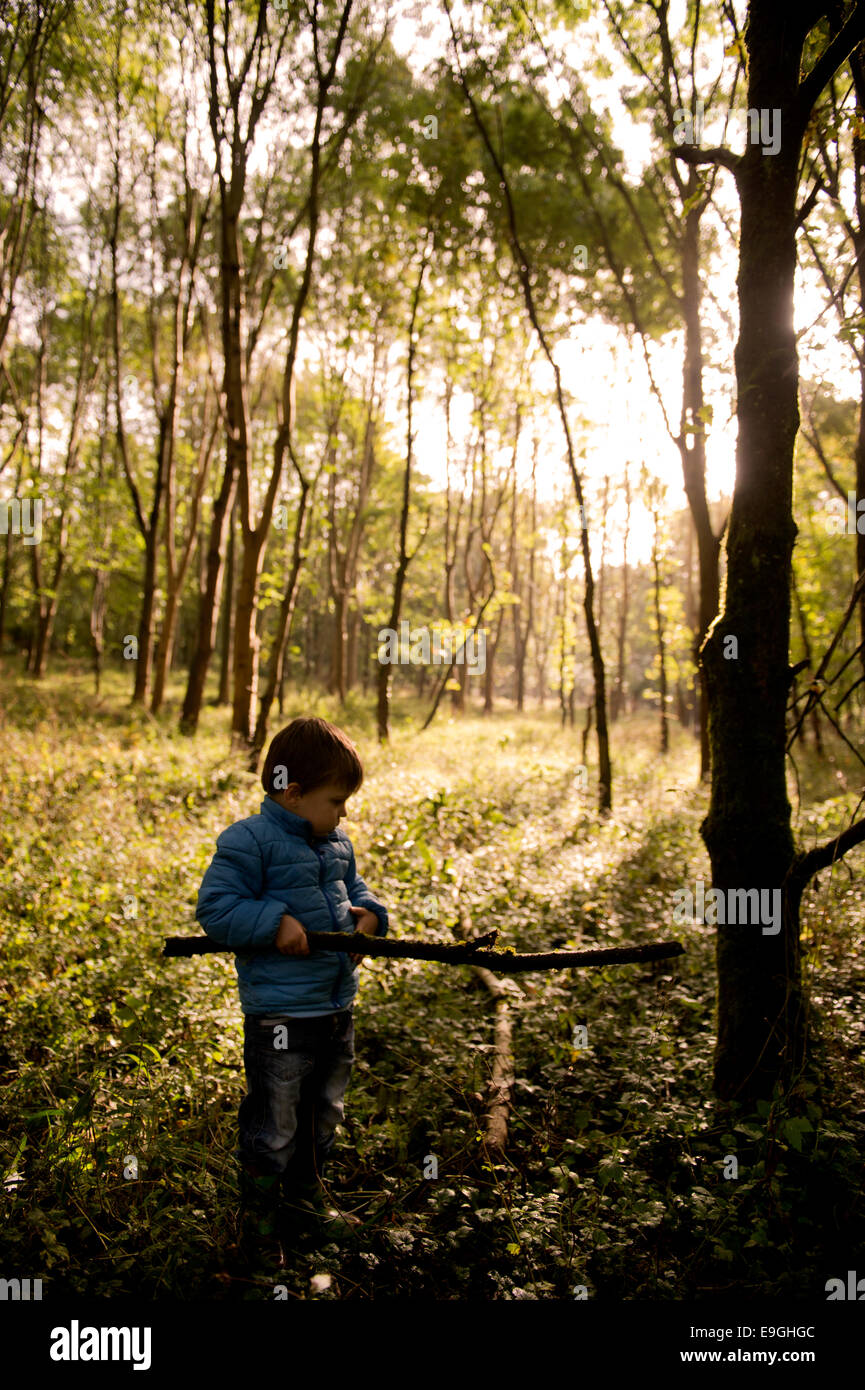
[261,717,364,797]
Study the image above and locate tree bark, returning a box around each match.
[693,0,865,1100]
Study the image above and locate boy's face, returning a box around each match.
[277,780,352,836]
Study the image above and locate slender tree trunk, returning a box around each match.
[248,461,314,770]
[25,329,47,674]
[29,269,97,678]
[483,607,503,713]
[596,474,609,638]
[90,569,108,696]
[557,563,567,728]
[512,447,537,711]
[612,470,631,720]
[792,569,823,754]
[180,460,237,733]
[581,700,593,767]
[133,466,162,702]
[679,206,721,776]
[0,526,14,661]
[377,246,430,741]
[848,47,865,678]
[346,605,358,691]
[651,508,669,754]
[89,370,112,696]
[360,619,371,695]
[218,498,237,706]
[151,394,216,714]
[30,538,66,678]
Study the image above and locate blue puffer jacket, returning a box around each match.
[195,796,389,1016]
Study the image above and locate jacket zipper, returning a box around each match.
[315,843,345,1008]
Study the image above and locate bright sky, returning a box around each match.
[393,0,860,567]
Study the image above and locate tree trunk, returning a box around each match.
[89,567,108,697]
[792,568,823,753]
[612,470,631,720]
[651,507,669,753]
[218,498,237,705]
[847,47,865,679]
[483,607,503,713]
[30,542,65,678]
[678,204,722,777]
[0,525,14,662]
[512,445,537,711]
[180,461,237,733]
[696,0,849,1100]
[151,395,216,714]
[248,459,314,771]
[346,605,358,691]
[377,246,430,741]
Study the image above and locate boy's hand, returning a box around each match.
[348,904,379,965]
[276,913,310,956]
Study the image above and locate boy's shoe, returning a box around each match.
[281,1179,362,1242]
[237,1170,284,1262]
[239,1170,279,1217]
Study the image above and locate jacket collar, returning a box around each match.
[261,796,314,840]
[260,796,339,844]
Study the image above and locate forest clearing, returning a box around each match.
[2,679,864,1311]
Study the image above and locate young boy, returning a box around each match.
[196,716,388,1244]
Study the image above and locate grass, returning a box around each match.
[1,662,864,1299]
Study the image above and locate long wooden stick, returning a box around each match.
[163,930,684,973]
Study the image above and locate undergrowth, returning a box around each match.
[1,668,863,1299]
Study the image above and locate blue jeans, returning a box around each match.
[236,1008,355,1183]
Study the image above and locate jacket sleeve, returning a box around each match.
[196,822,286,950]
[345,842,389,936]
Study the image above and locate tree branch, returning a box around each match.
[163,930,685,972]
[794,176,825,229]
[798,1,865,121]
[787,815,865,893]
[673,145,741,177]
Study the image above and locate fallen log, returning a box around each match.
[163,929,684,973]
[453,897,515,1154]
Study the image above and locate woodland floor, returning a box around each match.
[1,668,864,1300]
